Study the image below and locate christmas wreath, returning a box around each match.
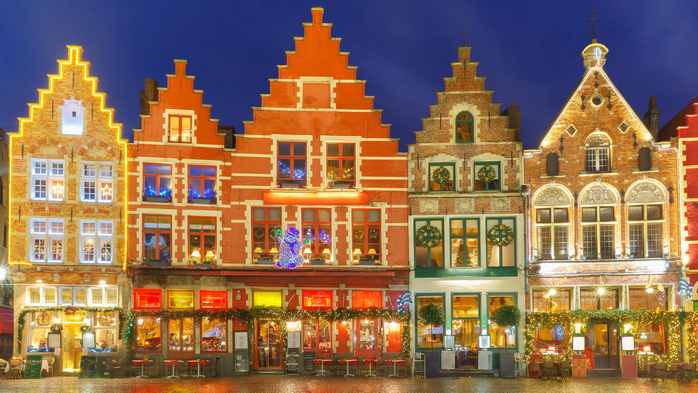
[269,228,282,241]
[369,229,379,239]
[65,306,78,316]
[354,229,365,240]
[477,165,497,184]
[254,229,265,239]
[97,312,115,326]
[432,166,451,185]
[50,323,63,333]
[80,325,89,333]
[416,225,442,248]
[488,224,514,247]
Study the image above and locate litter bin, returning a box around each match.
[425,352,441,378]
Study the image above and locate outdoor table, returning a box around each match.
[132,359,152,378]
[339,359,357,377]
[188,359,208,378]
[386,359,404,377]
[164,359,180,379]
[3,358,45,375]
[314,359,332,377]
[365,358,377,377]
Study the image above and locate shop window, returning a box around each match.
[136,316,162,353]
[455,112,474,143]
[534,325,567,354]
[277,142,306,188]
[31,159,64,201]
[581,206,615,259]
[450,218,479,267]
[351,209,381,264]
[134,289,162,309]
[303,319,331,350]
[580,288,618,311]
[326,143,355,188]
[416,295,444,349]
[636,323,666,354]
[452,295,479,363]
[188,166,217,202]
[352,290,382,309]
[585,133,611,173]
[143,164,172,202]
[30,218,63,263]
[188,217,216,265]
[429,163,455,192]
[200,290,228,309]
[168,115,192,143]
[302,290,332,310]
[628,204,663,258]
[201,317,227,353]
[628,288,668,311]
[61,99,85,135]
[532,289,571,312]
[143,215,171,262]
[28,311,55,352]
[488,295,516,348]
[536,208,569,260]
[486,218,516,267]
[415,219,444,268]
[81,163,113,203]
[168,290,194,309]
[92,327,118,353]
[473,162,500,191]
[251,207,282,262]
[301,208,332,263]
[253,291,282,307]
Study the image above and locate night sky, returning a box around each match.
[1,1,696,151]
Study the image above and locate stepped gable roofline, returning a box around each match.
[661,96,698,140]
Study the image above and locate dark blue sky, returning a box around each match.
[1,1,696,150]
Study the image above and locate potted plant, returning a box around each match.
[358,254,377,266]
[189,188,216,204]
[418,303,445,348]
[309,253,326,266]
[256,253,275,265]
[493,305,521,352]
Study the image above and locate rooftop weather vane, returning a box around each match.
[588,8,599,41]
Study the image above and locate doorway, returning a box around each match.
[62,324,83,372]
[356,318,381,359]
[588,323,618,369]
[168,319,194,359]
[256,319,282,369]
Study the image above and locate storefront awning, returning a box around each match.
[0,307,13,335]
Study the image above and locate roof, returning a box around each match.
[658,96,698,140]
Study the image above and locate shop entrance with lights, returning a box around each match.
[587,323,619,369]
[255,319,282,369]
[61,309,87,372]
[168,319,194,359]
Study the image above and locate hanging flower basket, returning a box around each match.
[432,166,451,185]
[488,224,514,247]
[477,165,497,184]
[416,225,442,248]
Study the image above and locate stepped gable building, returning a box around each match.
[523,40,681,368]
[0,131,11,360]
[8,46,128,372]
[407,45,525,370]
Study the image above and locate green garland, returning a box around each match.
[477,165,497,184]
[416,225,442,248]
[488,224,514,247]
[17,306,124,349]
[432,166,451,185]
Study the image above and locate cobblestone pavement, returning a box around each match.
[1,375,697,393]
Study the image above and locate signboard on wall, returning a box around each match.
[47,333,61,349]
[288,331,301,349]
[234,332,248,349]
[444,335,455,349]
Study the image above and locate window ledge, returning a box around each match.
[414,267,518,278]
[540,174,567,179]
[631,168,660,174]
[578,171,619,177]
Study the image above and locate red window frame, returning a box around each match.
[351,209,381,263]
[167,289,195,309]
[168,115,192,143]
[134,288,162,310]
[252,207,282,258]
[200,317,227,353]
[200,290,228,309]
[143,163,172,198]
[188,165,216,202]
[143,215,171,261]
[188,217,216,263]
[301,290,333,310]
[326,143,355,187]
[135,316,162,354]
[301,208,332,256]
[352,290,382,309]
[277,141,307,187]
[302,318,332,353]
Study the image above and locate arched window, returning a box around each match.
[585,133,611,173]
[638,147,652,171]
[534,187,571,260]
[546,153,559,176]
[455,112,474,143]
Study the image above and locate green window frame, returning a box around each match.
[452,293,480,350]
[449,218,480,267]
[428,162,455,192]
[474,161,500,191]
[485,217,516,267]
[455,112,474,143]
[486,292,518,349]
[415,293,445,350]
[414,219,445,269]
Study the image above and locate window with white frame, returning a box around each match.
[628,204,663,258]
[60,287,88,306]
[585,133,611,173]
[81,163,113,202]
[581,206,615,259]
[90,287,118,306]
[32,159,65,201]
[27,287,58,306]
[30,218,64,263]
[535,208,569,260]
[81,221,113,263]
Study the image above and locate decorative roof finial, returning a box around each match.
[588,8,599,42]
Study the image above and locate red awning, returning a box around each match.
[0,307,13,335]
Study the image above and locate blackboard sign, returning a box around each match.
[24,355,43,379]
[79,356,97,379]
[302,351,317,373]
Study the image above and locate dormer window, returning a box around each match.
[61,99,84,135]
[585,133,610,173]
[169,115,192,143]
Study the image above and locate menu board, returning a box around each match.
[444,335,455,349]
[234,332,248,349]
[302,351,317,373]
[24,355,43,379]
[82,332,96,349]
[79,356,97,379]
[47,333,61,349]
[288,331,301,349]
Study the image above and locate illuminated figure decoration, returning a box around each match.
[397,291,412,314]
[275,227,309,269]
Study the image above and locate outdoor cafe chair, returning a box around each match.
[650,362,670,382]
[557,360,572,380]
[375,357,389,376]
[539,361,557,380]
[9,358,23,379]
[396,358,413,377]
[44,356,55,377]
[678,363,698,383]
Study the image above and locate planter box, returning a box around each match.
[145,196,166,203]
[192,197,212,204]
[194,263,211,268]
[281,182,301,189]
[309,260,327,266]
[332,183,351,189]
[256,259,275,265]
[146,260,169,267]
[358,259,376,266]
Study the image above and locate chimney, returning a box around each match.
[643,95,660,140]
[218,126,237,149]
[139,78,159,116]
[501,101,521,141]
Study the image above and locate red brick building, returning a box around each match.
[523,40,681,371]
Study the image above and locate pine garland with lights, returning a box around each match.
[687,312,698,364]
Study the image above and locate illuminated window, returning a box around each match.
[628,288,668,311]
[534,325,567,354]
[301,209,332,260]
[352,209,381,264]
[581,206,615,259]
[134,289,162,310]
[136,316,161,353]
[60,288,73,305]
[201,318,227,353]
[27,287,57,306]
[536,208,569,260]
[43,288,56,305]
[415,219,444,268]
[168,290,194,309]
[188,217,216,264]
[326,143,355,188]
[486,218,516,267]
[455,112,474,143]
[80,220,112,264]
[200,290,228,309]
[277,142,306,188]
[61,98,85,135]
[89,287,118,306]
[636,323,666,354]
[474,162,500,191]
[302,290,333,310]
[416,295,444,348]
[169,319,194,357]
[580,288,618,311]
[532,290,571,312]
[352,290,382,309]
[32,159,64,201]
[251,208,281,261]
[253,291,282,307]
[143,164,172,202]
[628,204,663,258]
[488,295,516,348]
[81,163,113,203]
[450,218,479,267]
[91,288,104,305]
[188,166,216,202]
[585,133,611,172]
[452,295,479,356]
[30,218,63,263]
[168,115,192,143]
[143,216,171,262]
[28,288,41,305]
[429,163,455,192]
[303,319,331,350]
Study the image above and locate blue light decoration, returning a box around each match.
[189,188,216,199]
[144,184,172,199]
[318,230,331,244]
[397,291,412,314]
[293,169,306,179]
[276,227,310,269]
[679,277,692,300]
